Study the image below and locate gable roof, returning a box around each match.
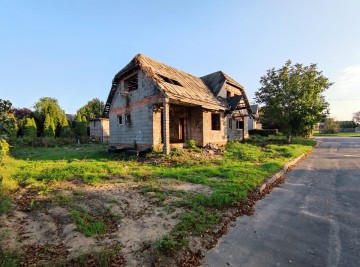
[250,104,259,114]
[201,71,253,117]
[104,54,252,117]
[104,54,226,116]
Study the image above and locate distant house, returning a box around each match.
[103,54,253,154]
[65,114,76,122]
[248,104,262,130]
[89,118,109,143]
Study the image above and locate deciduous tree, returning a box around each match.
[255,60,332,143]
[353,111,360,125]
[0,99,12,113]
[77,98,105,121]
[0,99,18,138]
[322,117,339,133]
[75,115,87,137]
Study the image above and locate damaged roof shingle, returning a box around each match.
[104,54,252,117]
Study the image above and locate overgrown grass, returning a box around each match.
[0,137,316,257]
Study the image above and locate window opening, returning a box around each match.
[118,115,123,125]
[228,118,232,129]
[179,118,185,140]
[211,113,221,130]
[236,120,244,129]
[157,74,182,86]
[227,91,231,99]
[125,113,131,125]
[125,75,138,91]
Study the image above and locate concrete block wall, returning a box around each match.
[109,70,162,149]
[227,116,249,141]
[202,111,228,146]
[152,110,162,147]
[187,107,203,146]
[89,119,110,142]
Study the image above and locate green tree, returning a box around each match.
[58,113,72,137]
[0,99,18,138]
[322,118,339,133]
[0,138,10,159]
[339,121,357,129]
[77,98,105,121]
[0,113,18,138]
[255,60,332,143]
[353,111,360,125]
[43,114,56,137]
[75,115,87,137]
[33,97,66,136]
[24,118,37,138]
[0,99,12,113]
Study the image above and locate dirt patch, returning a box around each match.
[0,174,285,266]
[0,181,184,266]
[160,178,213,195]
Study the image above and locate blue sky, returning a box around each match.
[1,0,359,120]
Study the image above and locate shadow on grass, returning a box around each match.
[9,145,132,162]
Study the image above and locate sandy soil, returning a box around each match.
[0,179,213,266]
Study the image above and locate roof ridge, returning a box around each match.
[135,54,205,80]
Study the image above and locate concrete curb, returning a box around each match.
[258,146,316,194]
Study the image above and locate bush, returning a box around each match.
[185,139,198,149]
[0,138,10,159]
[249,129,279,136]
[10,137,78,147]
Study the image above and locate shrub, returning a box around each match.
[185,139,198,149]
[249,129,279,136]
[23,118,37,138]
[11,137,78,147]
[0,138,10,159]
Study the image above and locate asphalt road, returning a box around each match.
[202,137,360,267]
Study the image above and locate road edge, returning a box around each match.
[258,142,319,194]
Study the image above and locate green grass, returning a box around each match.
[0,194,12,214]
[73,249,118,267]
[0,138,316,257]
[0,249,22,267]
[314,132,360,137]
[70,208,106,237]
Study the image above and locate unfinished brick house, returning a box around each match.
[103,54,252,154]
[89,118,110,143]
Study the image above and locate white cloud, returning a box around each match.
[325,64,360,120]
[334,65,360,93]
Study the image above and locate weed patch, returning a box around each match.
[70,209,106,237]
[0,194,12,214]
[0,249,22,267]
